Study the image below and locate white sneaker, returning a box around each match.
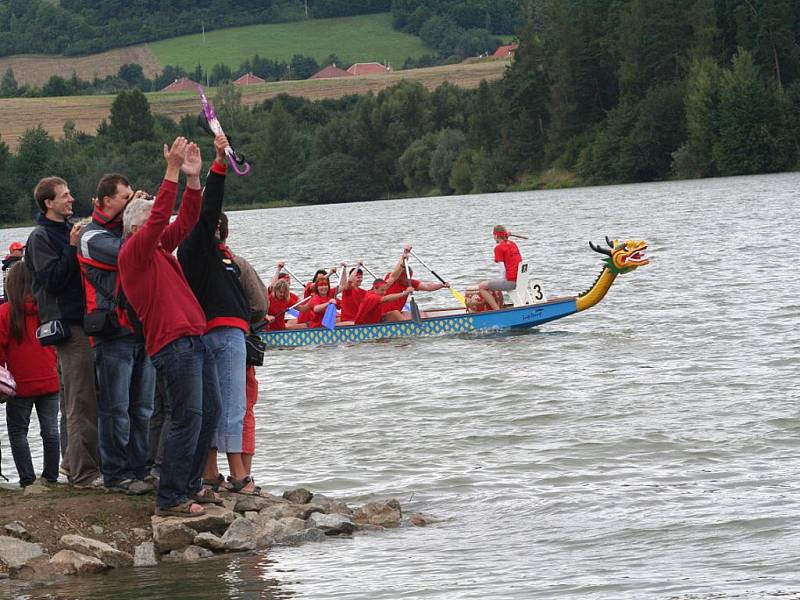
[72,475,104,490]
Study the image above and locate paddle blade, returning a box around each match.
[409,298,422,325]
[322,303,337,330]
[402,302,411,312]
[286,308,300,319]
[451,288,467,307]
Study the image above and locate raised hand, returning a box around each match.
[181,142,202,177]
[214,133,228,166]
[164,137,189,169]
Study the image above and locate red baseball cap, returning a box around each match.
[8,242,24,252]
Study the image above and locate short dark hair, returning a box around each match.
[33,176,68,214]
[218,212,229,242]
[96,174,129,208]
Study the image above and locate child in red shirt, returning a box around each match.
[0,262,60,487]
[478,224,522,310]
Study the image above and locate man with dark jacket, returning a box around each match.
[25,177,101,488]
[178,134,258,495]
[77,174,155,495]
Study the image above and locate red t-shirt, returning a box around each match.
[306,294,334,329]
[340,287,366,321]
[495,240,522,281]
[380,277,420,315]
[354,291,383,325]
[267,292,299,331]
[299,284,336,324]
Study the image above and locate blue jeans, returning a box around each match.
[151,335,220,509]
[204,327,246,453]
[5,394,60,486]
[94,336,156,485]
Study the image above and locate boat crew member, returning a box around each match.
[477,224,522,311]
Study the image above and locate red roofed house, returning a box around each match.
[346,62,391,76]
[309,64,354,80]
[161,77,198,92]
[493,44,519,59]
[233,72,267,86]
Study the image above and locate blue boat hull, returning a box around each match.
[258,297,579,348]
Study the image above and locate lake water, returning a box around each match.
[2,173,799,599]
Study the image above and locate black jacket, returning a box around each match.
[25,214,85,323]
[177,165,250,329]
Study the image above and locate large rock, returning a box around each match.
[221,518,273,552]
[3,521,30,540]
[166,545,214,562]
[259,503,323,521]
[282,488,313,504]
[353,499,402,527]
[250,516,306,540]
[310,494,353,515]
[49,550,107,576]
[151,505,235,535]
[193,532,225,552]
[59,535,134,569]
[307,513,356,535]
[274,528,327,547]
[150,519,196,553]
[133,542,158,567]
[231,494,284,513]
[0,535,46,576]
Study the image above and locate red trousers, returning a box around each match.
[242,366,258,455]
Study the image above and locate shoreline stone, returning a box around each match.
[0,489,418,583]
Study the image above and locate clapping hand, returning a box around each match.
[181,142,202,178]
[164,137,189,169]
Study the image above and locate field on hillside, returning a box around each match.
[147,13,429,72]
[0,47,161,88]
[0,60,508,151]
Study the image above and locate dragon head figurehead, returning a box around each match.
[589,236,649,275]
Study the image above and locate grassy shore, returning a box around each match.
[148,13,429,72]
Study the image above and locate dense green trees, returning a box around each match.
[1,0,799,225]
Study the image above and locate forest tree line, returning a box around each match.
[0,0,799,225]
[0,0,507,61]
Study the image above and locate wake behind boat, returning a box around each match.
[258,237,649,348]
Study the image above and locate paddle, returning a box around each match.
[404,258,422,324]
[408,249,466,307]
[360,263,378,280]
[281,266,305,288]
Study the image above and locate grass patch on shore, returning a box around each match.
[147,13,429,71]
[509,168,586,191]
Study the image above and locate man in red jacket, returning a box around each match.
[118,137,220,517]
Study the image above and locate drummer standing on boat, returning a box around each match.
[477,225,522,311]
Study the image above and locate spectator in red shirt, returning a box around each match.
[118,137,219,517]
[478,224,522,310]
[0,262,60,487]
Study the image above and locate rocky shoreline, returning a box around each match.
[0,481,427,582]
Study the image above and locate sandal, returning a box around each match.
[226,475,262,496]
[156,500,206,517]
[191,487,224,505]
[201,473,225,492]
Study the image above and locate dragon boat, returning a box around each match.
[258,237,649,348]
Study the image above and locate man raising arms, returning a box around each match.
[118,138,220,516]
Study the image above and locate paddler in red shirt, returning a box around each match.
[338,262,366,324]
[355,278,415,325]
[295,275,337,329]
[477,224,522,311]
[381,246,449,322]
[266,277,300,330]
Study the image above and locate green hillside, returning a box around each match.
[147,14,428,71]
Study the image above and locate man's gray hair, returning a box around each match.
[123,197,155,237]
